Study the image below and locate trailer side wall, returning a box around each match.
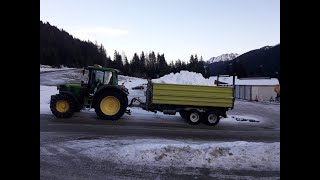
[152,83,234,108]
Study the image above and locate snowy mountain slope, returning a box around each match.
[207,53,239,63]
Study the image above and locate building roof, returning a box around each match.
[210,76,279,86]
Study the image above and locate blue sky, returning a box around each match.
[40,0,280,62]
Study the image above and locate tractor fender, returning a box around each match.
[59,91,82,110]
[92,86,128,108]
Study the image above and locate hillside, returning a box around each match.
[208,44,280,79]
[207,53,239,63]
[40,21,110,68]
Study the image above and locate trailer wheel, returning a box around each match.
[204,111,220,126]
[186,110,201,125]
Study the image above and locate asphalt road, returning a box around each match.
[40,70,280,180]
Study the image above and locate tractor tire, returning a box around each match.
[179,110,187,119]
[94,91,127,120]
[204,111,220,126]
[50,94,75,118]
[186,110,202,125]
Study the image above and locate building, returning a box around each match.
[211,76,279,102]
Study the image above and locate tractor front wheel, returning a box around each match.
[94,92,127,120]
[50,94,75,118]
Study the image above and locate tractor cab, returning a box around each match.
[82,65,120,94]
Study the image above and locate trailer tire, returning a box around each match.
[204,111,220,126]
[186,110,201,125]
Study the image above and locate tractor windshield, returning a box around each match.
[91,70,113,85]
[95,71,104,83]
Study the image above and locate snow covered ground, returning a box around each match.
[42,137,279,171]
[40,64,75,72]
[40,85,58,114]
[40,68,280,175]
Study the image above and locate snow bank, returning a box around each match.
[118,75,148,102]
[40,64,75,72]
[61,139,279,171]
[152,71,215,86]
[118,75,147,90]
[40,85,58,114]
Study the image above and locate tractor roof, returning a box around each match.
[85,65,120,72]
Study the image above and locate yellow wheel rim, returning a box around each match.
[100,96,120,116]
[56,100,70,113]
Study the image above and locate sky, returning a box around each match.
[40,0,280,62]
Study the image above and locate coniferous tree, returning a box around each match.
[140,51,146,73]
[148,51,157,78]
[113,50,123,70]
[158,54,169,77]
[131,53,140,76]
[123,56,131,75]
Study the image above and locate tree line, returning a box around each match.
[40,21,210,79]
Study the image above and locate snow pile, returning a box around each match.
[118,75,147,90]
[152,71,215,86]
[61,138,279,171]
[118,75,148,102]
[40,85,58,114]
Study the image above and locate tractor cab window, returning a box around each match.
[95,71,104,83]
[104,71,113,85]
[82,69,90,84]
[91,70,113,85]
[90,70,103,87]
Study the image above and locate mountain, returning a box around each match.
[40,21,110,67]
[207,53,239,63]
[208,44,280,79]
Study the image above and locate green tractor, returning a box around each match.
[50,65,129,120]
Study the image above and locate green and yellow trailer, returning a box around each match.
[129,78,235,126]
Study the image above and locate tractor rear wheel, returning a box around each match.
[50,94,75,118]
[94,91,127,120]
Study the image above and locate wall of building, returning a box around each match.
[256,86,277,101]
[235,85,277,102]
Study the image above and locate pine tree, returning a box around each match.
[123,56,131,75]
[131,53,140,76]
[158,54,169,77]
[113,50,124,71]
[140,51,146,73]
[147,51,157,78]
